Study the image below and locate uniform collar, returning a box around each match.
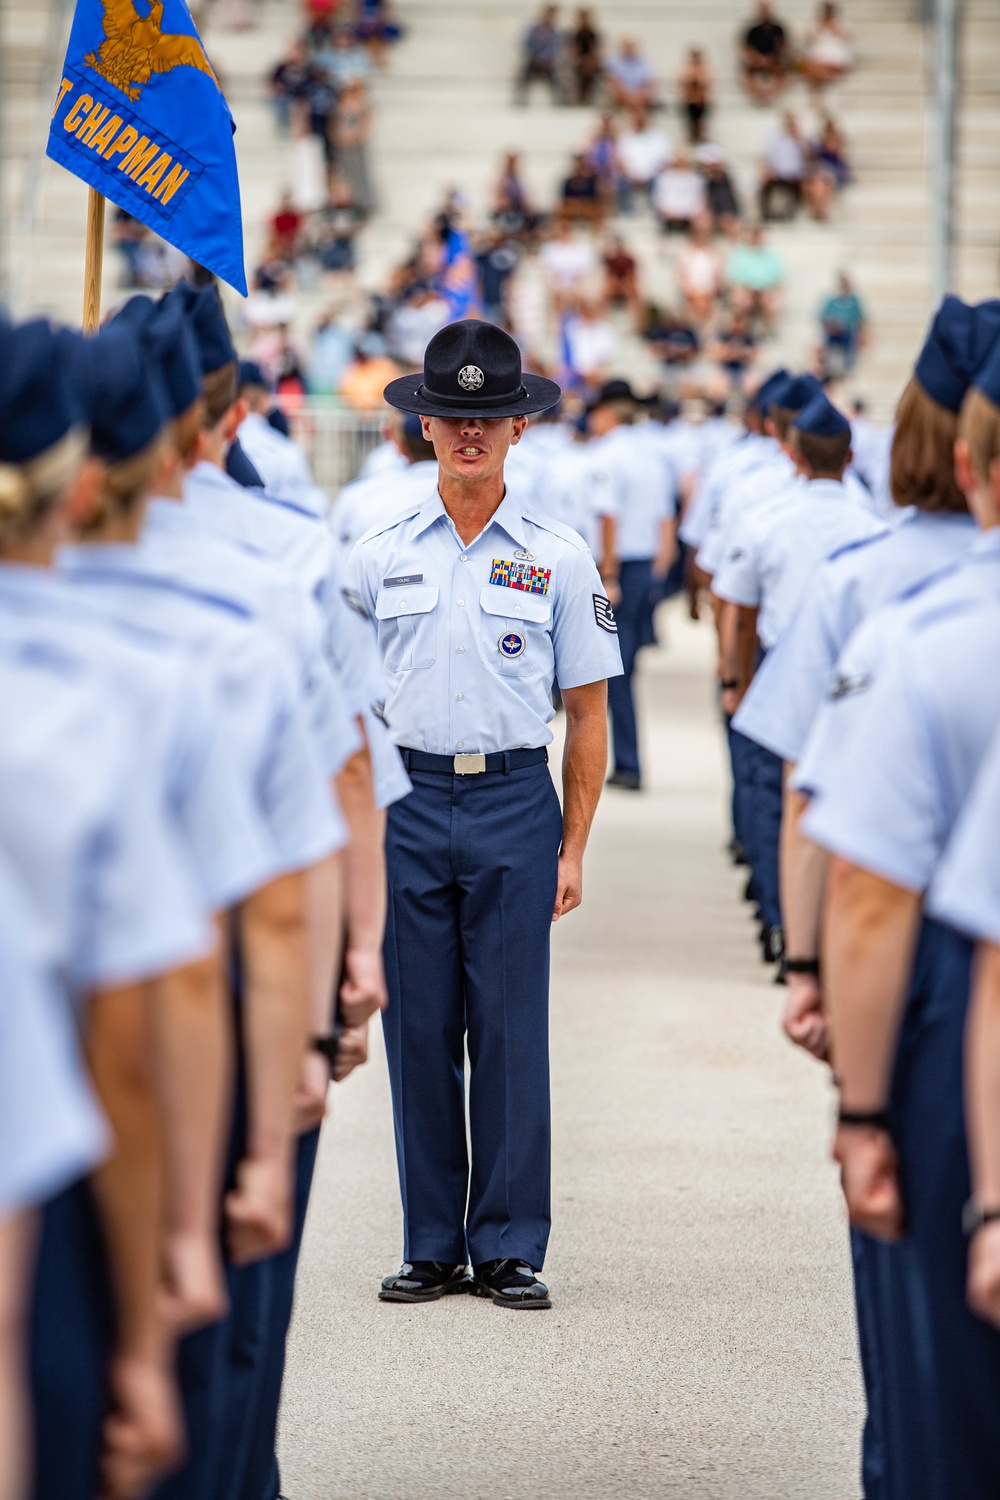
[971,526,1000,556]
[411,486,529,550]
[144,495,207,540]
[0,560,74,608]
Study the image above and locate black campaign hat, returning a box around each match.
[383,319,561,419]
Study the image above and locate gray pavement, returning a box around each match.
[277,604,864,1500]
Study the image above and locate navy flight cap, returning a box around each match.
[239,360,270,390]
[66,323,169,462]
[792,393,851,438]
[973,334,1000,407]
[113,295,202,420]
[167,280,237,376]
[771,373,823,413]
[748,368,789,412]
[914,295,1000,413]
[0,319,83,464]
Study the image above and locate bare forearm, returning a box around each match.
[966,944,1000,1203]
[561,694,608,856]
[304,850,345,1033]
[335,743,387,956]
[718,601,739,685]
[736,605,759,691]
[823,859,922,1109]
[85,984,166,1363]
[780,778,827,957]
[148,950,231,1242]
[240,874,311,1163]
[654,517,678,578]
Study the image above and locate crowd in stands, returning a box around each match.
[123,0,869,423]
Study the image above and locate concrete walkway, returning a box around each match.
[278,604,863,1500]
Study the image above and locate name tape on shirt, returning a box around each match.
[490,558,551,595]
[383,573,423,588]
[593,594,618,633]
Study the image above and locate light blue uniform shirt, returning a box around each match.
[587,424,676,561]
[333,462,439,554]
[714,478,883,651]
[0,564,277,912]
[680,429,767,550]
[542,440,618,559]
[237,412,328,517]
[142,492,360,780]
[0,640,212,996]
[0,857,109,1217]
[733,509,977,762]
[929,720,1000,941]
[350,487,624,756]
[793,530,1000,800]
[58,544,346,873]
[802,588,1000,891]
[696,443,794,576]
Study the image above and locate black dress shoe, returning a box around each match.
[606,770,642,791]
[470,1258,551,1309]
[761,925,784,964]
[378,1261,470,1303]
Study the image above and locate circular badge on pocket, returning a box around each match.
[499,631,526,659]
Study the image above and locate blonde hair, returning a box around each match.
[0,428,88,544]
[172,399,205,464]
[959,386,1000,486]
[80,432,165,536]
[890,376,966,512]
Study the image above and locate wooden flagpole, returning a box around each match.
[82,187,106,333]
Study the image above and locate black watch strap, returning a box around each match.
[962,1198,1000,1237]
[311,1033,339,1064]
[720,678,739,691]
[784,957,820,976]
[838,1107,890,1131]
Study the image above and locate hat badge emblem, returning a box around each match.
[457,364,485,392]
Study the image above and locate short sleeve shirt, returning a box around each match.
[802,591,1000,891]
[929,722,1000,941]
[350,488,623,755]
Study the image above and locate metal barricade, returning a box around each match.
[285,403,388,498]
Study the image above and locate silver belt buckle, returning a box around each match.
[453,753,487,775]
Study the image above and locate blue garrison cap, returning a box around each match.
[0,320,82,463]
[239,360,270,390]
[167,280,236,376]
[66,323,169,462]
[772,373,823,413]
[914,295,1000,413]
[113,295,201,420]
[973,334,1000,406]
[748,368,789,412]
[792,393,851,438]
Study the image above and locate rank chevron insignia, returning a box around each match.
[84,0,216,103]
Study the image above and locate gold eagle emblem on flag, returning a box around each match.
[84,0,216,102]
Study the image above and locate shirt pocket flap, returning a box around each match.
[375,584,439,620]
[479,584,551,624]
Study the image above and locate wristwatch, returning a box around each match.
[962,1197,1000,1237]
[784,957,820,976]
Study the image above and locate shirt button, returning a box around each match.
[514,605,522,613]
[456,740,465,749]
[457,598,466,607]
[399,599,406,608]
[456,645,465,654]
[460,555,468,562]
[456,692,464,701]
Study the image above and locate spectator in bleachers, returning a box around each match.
[515,6,563,105]
[314,179,363,275]
[328,26,374,85]
[616,109,672,213]
[269,40,309,134]
[563,297,619,388]
[386,285,451,365]
[699,146,742,236]
[677,48,713,144]
[605,39,658,112]
[569,9,603,104]
[354,0,403,67]
[759,111,806,221]
[818,271,867,375]
[676,216,724,324]
[798,2,854,90]
[740,0,789,104]
[802,113,851,218]
[492,152,541,239]
[304,61,337,168]
[725,222,785,330]
[309,308,357,394]
[475,231,520,324]
[540,219,599,309]
[653,151,708,234]
[332,79,376,216]
[603,236,639,312]
[711,308,758,388]
[584,113,620,197]
[339,337,401,410]
[560,153,604,227]
[270,191,304,258]
[643,303,700,377]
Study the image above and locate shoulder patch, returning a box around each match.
[729,547,746,563]
[341,586,371,621]
[828,671,871,701]
[593,594,618,633]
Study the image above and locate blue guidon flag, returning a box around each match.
[47,0,247,295]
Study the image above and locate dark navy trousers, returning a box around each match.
[745,736,783,934]
[383,760,563,1269]
[607,558,654,779]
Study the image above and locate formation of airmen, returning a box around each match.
[5,271,1000,1500]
